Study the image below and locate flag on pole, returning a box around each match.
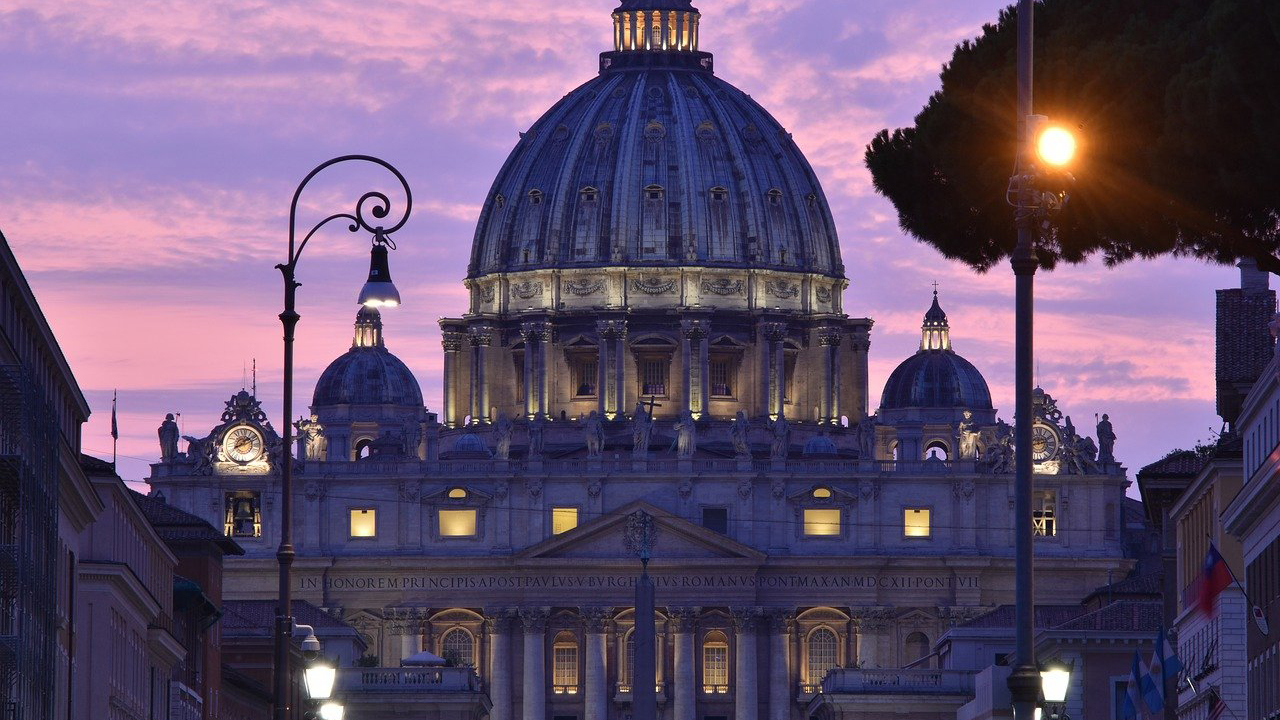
[111,390,119,440]
[1123,651,1145,720]
[1141,650,1163,712]
[1148,625,1183,711]
[1195,543,1234,617]
[1207,689,1228,720]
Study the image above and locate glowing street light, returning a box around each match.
[1040,660,1072,704]
[318,701,346,720]
[1036,126,1076,168]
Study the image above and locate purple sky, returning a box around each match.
[0,0,1236,485]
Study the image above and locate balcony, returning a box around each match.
[808,669,976,720]
[821,668,975,694]
[340,667,480,693]
[338,667,490,720]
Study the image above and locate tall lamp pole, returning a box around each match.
[274,155,411,720]
[1007,1,1039,717]
[1007,2,1076,717]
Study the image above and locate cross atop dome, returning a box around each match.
[612,0,701,53]
[920,288,951,351]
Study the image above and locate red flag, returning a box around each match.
[1195,543,1234,617]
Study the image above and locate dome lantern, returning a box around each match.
[921,288,951,351]
[353,307,384,349]
[612,1,700,53]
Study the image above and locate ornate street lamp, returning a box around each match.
[1005,3,1077,719]
[318,702,346,720]
[273,156,412,720]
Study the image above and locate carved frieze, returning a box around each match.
[632,276,676,296]
[816,286,833,303]
[479,283,496,303]
[765,279,800,299]
[512,280,544,299]
[564,277,605,297]
[701,278,744,296]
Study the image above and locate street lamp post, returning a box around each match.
[273,155,411,720]
[1007,3,1076,719]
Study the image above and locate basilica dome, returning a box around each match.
[313,308,423,408]
[467,0,843,280]
[879,293,992,411]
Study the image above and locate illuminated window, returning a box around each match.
[441,628,474,667]
[349,509,377,538]
[1033,490,1057,537]
[439,509,478,538]
[806,627,838,686]
[803,509,840,536]
[224,492,261,538]
[812,487,832,499]
[621,628,659,691]
[702,630,729,693]
[552,631,579,694]
[447,487,468,499]
[552,507,579,535]
[904,508,931,538]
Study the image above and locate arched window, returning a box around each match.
[354,438,372,459]
[905,632,930,665]
[806,627,839,687]
[624,629,635,688]
[924,441,950,460]
[440,628,474,667]
[702,630,729,693]
[552,631,579,694]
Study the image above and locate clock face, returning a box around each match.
[1030,422,1060,463]
[223,425,264,463]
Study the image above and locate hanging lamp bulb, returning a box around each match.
[357,233,401,307]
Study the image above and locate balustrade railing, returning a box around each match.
[338,666,479,692]
[820,668,975,695]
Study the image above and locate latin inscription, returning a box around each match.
[298,573,980,592]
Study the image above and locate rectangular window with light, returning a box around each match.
[349,509,377,538]
[552,507,579,535]
[904,508,931,538]
[439,509,478,538]
[803,508,841,536]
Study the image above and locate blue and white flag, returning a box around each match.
[1156,625,1184,680]
[1147,625,1184,711]
[1123,651,1145,720]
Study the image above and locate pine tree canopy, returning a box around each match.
[864,0,1280,273]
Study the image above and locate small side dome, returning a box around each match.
[450,434,492,459]
[802,435,838,457]
[879,291,992,411]
[312,308,423,408]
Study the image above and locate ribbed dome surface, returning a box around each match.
[879,351,992,411]
[312,349,423,408]
[467,64,844,279]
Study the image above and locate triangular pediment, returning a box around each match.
[517,501,766,562]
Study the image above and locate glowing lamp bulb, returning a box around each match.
[1036,127,1076,167]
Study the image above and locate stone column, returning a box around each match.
[732,607,760,720]
[442,330,464,427]
[537,324,551,417]
[669,608,698,720]
[853,610,886,669]
[520,607,549,720]
[521,323,541,419]
[818,327,841,425]
[760,323,787,418]
[469,325,493,424]
[487,610,514,720]
[400,619,421,660]
[768,611,793,720]
[849,327,871,420]
[583,608,611,720]
[681,319,710,419]
[597,319,627,419]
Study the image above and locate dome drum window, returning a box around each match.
[644,184,665,201]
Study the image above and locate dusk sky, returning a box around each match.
[1,0,1237,485]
